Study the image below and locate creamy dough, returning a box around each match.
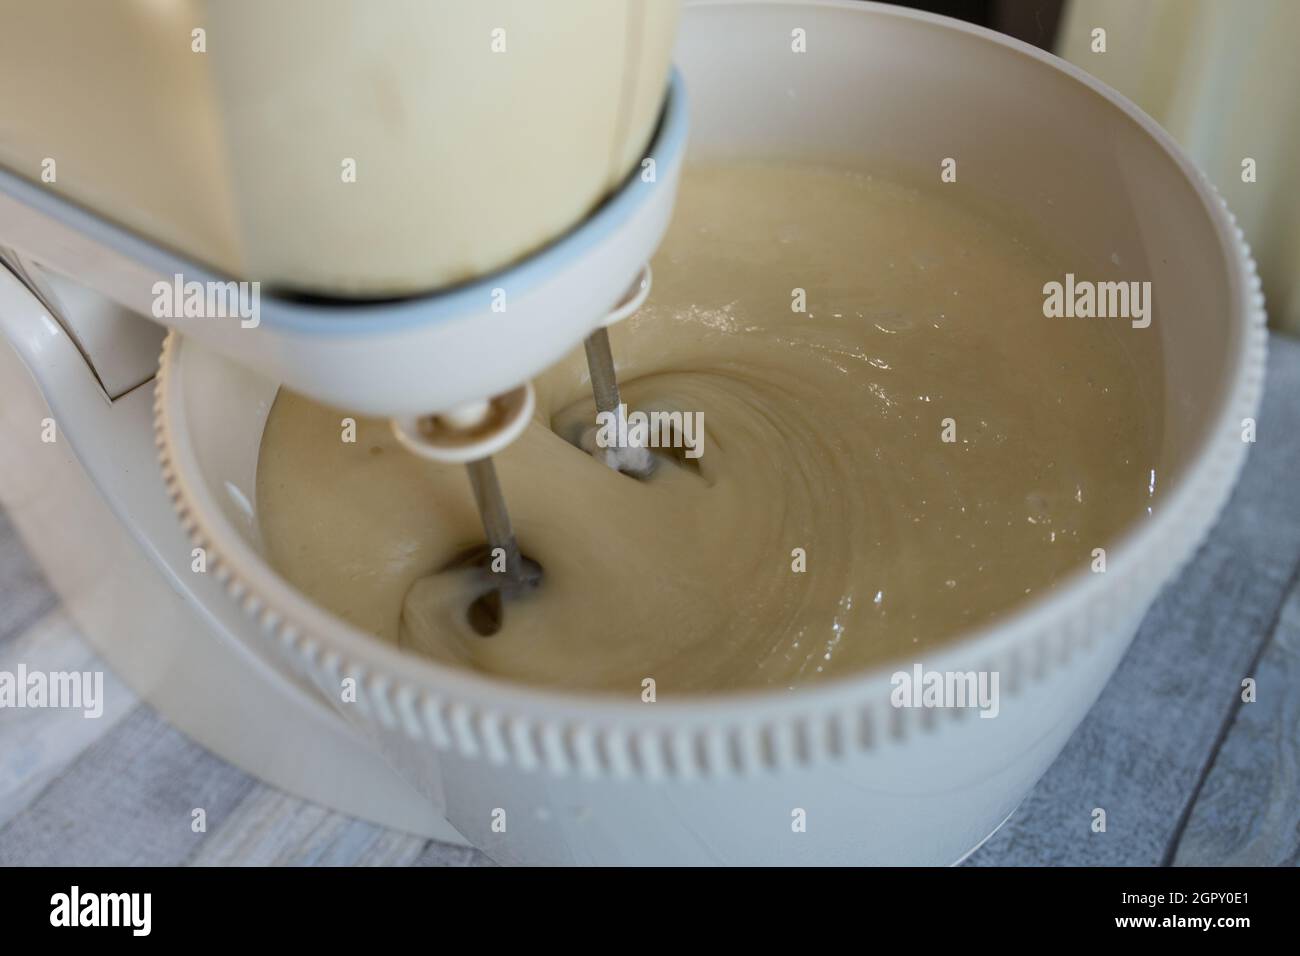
[256,163,1160,694]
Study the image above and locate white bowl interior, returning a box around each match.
[175,0,1243,679]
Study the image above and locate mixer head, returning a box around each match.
[0,0,690,634]
[0,88,687,419]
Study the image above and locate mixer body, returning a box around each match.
[0,0,679,298]
[0,0,685,419]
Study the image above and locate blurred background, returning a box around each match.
[896,0,1299,335]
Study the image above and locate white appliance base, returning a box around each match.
[0,284,467,846]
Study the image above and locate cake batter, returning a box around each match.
[256,163,1160,694]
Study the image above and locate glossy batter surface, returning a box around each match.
[256,163,1159,694]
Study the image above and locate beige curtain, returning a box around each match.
[1058,0,1300,334]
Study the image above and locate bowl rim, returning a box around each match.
[154,0,1268,747]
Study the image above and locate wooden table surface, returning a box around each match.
[2,336,1298,867]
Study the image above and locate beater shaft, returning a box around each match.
[464,457,527,591]
[583,327,656,478]
[584,325,622,415]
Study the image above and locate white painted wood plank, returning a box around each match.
[188,786,428,866]
[188,784,491,866]
[0,509,58,644]
[0,609,135,827]
[0,703,256,865]
[1172,574,1300,866]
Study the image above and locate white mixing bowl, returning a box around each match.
[155,0,1265,865]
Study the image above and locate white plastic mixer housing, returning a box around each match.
[0,73,687,419]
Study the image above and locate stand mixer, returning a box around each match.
[0,0,1264,865]
[0,0,687,637]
